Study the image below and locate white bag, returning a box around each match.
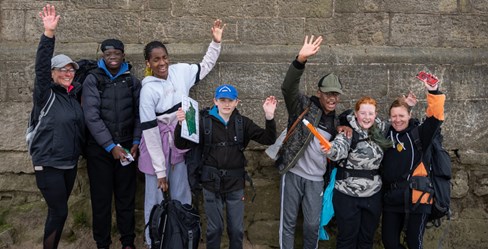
[265,128,287,160]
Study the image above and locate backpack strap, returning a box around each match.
[235,113,244,151]
[410,126,423,153]
[282,105,311,145]
[202,109,213,158]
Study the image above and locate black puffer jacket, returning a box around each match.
[82,64,141,149]
[30,35,85,168]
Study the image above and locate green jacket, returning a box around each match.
[277,60,338,175]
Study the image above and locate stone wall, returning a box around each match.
[1,0,487,248]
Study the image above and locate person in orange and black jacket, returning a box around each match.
[381,77,446,249]
[29,4,85,249]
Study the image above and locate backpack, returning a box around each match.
[74,59,99,85]
[185,109,244,195]
[410,126,452,227]
[25,89,56,154]
[148,192,201,249]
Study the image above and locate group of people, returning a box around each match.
[29,3,445,249]
[277,35,445,249]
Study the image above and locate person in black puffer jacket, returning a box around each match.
[81,38,141,249]
[29,4,85,249]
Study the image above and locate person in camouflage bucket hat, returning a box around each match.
[324,96,392,249]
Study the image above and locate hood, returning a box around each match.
[97,59,130,81]
[346,113,368,138]
[141,75,163,87]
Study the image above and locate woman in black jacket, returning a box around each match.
[381,78,445,249]
[29,4,85,249]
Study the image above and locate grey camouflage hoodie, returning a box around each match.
[326,113,383,197]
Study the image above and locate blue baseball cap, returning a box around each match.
[215,84,238,100]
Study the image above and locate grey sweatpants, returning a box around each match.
[279,172,324,249]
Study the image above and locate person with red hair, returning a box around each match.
[324,96,392,249]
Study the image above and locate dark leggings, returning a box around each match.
[35,166,77,249]
[381,211,428,249]
[333,190,382,249]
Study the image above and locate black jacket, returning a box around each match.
[30,35,85,168]
[382,91,445,214]
[82,63,141,150]
[174,108,276,193]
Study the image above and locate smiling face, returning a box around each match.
[389,97,412,132]
[146,47,169,80]
[390,106,411,132]
[102,48,125,74]
[51,64,75,89]
[318,91,340,114]
[355,103,377,130]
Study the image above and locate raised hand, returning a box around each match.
[38,4,60,38]
[297,35,323,63]
[211,19,226,43]
[404,91,418,107]
[263,96,277,120]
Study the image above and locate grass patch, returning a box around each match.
[73,211,89,228]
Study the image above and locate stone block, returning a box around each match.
[442,101,487,152]
[335,0,360,13]
[452,170,469,198]
[383,0,457,13]
[306,13,389,46]
[71,0,145,10]
[458,151,488,166]
[69,0,110,9]
[440,15,488,48]
[25,9,141,44]
[172,0,277,18]
[0,102,31,151]
[148,0,172,10]
[474,177,488,197]
[1,0,51,9]
[0,9,25,41]
[0,152,32,174]
[445,65,488,100]
[0,173,37,193]
[238,18,305,45]
[277,0,333,18]
[0,61,35,102]
[219,63,286,99]
[140,14,225,44]
[390,14,441,47]
[470,0,488,13]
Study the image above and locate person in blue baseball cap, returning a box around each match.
[174,84,278,249]
[213,84,240,117]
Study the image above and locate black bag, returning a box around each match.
[411,127,452,227]
[148,192,201,249]
[74,59,98,84]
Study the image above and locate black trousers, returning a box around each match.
[85,140,136,248]
[382,211,428,249]
[333,190,382,249]
[35,166,77,249]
